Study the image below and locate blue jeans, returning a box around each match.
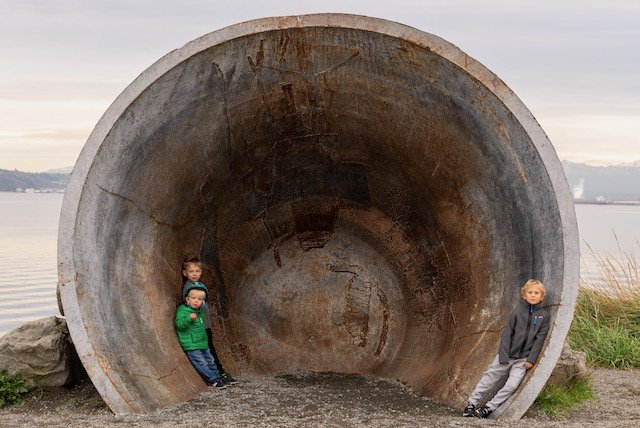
[186,349,221,383]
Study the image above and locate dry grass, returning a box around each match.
[570,237,640,369]
[581,234,640,297]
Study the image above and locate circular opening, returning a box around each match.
[59,15,578,417]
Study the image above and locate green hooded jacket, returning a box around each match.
[174,304,208,351]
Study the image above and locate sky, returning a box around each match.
[1,0,639,172]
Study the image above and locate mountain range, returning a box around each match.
[1,162,640,202]
[562,161,640,202]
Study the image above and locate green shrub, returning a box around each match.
[534,376,594,416]
[0,370,30,407]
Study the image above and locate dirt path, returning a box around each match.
[0,369,638,427]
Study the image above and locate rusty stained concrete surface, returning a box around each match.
[58,14,579,419]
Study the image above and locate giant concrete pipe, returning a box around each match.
[58,14,579,419]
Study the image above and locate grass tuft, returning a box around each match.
[535,376,594,416]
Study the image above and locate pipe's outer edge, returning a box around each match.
[58,13,579,416]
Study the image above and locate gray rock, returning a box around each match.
[548,343,588,386]
[0,316,81,387]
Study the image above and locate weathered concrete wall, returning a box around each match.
[57,14,579,418]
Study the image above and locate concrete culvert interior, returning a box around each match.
[58,14,579,419]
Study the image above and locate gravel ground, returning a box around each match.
[0,369,638,427]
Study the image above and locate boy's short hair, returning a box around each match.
[183,255,201,270]
[521,279,545,297]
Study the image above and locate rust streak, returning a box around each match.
[247,39,265,72]
[373,288,389,357]
[212,62,233,162]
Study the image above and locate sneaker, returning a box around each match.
[462,403,475,417]
[208,378,227,389]
[221,373,239,385]
[474,405,493,418]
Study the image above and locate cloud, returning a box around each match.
[1,0,639,169]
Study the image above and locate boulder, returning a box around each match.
[0,316,82,387]
[548,343,588,386]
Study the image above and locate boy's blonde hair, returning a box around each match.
[521,279,545,297]
[186,288,206,300]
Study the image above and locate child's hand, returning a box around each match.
[525,362,533,369]
[190,313,197,321]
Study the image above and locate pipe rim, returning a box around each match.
[57,13,579,417]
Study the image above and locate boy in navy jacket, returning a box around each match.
[463,279,550,418]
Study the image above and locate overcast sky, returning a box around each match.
[1,0,638,172]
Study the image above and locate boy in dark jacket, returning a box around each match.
[463,279,550,418]
[175,282,227,388]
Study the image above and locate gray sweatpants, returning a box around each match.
[468,354,527,410]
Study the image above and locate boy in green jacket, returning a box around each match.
[175,282,227,388]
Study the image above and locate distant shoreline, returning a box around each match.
[3,191,640,206]
[8,189,65,194]
[574,200,640,206]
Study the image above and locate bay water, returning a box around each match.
[0,192,638,336]
[0,192,62,337]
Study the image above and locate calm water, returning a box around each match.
[575,204,640,284]
[0,192,62,336]
[0,193,638,336]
